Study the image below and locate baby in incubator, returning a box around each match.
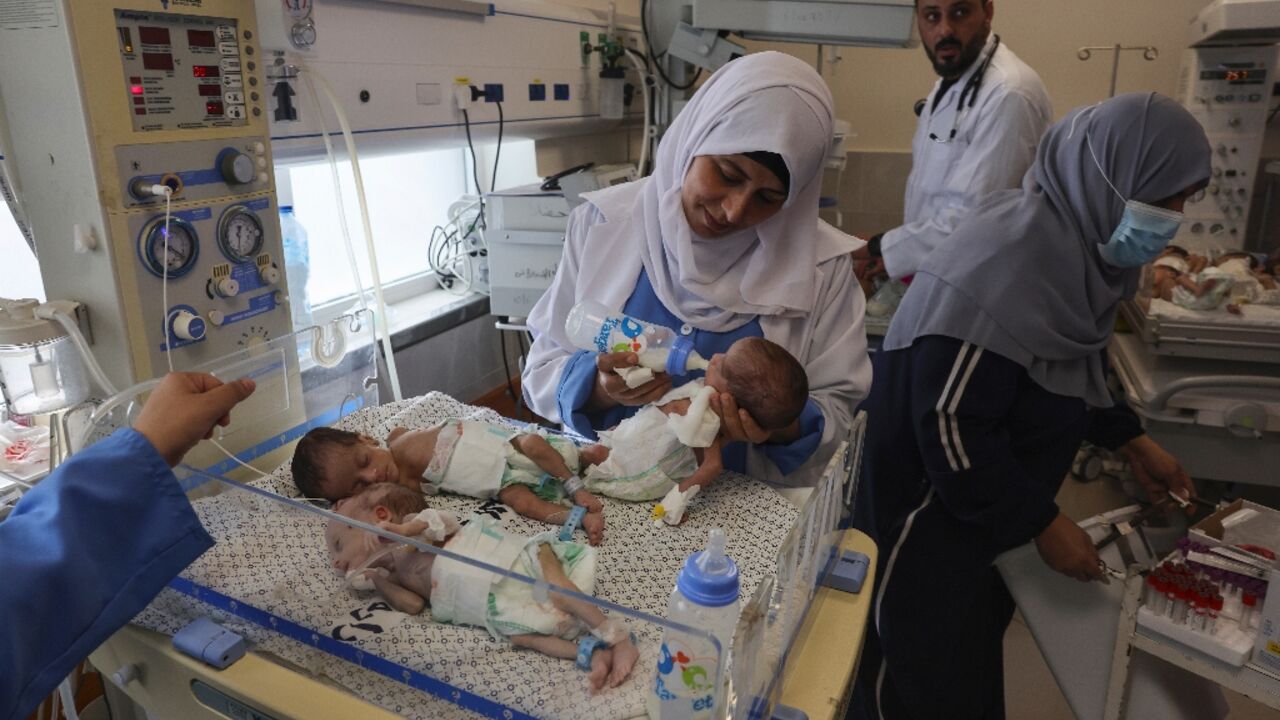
[582,336,810,525]
[1150,248,1279,310]
[324,483,639,691]
[293,421,607,545]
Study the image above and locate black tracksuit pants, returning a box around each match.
[849,336,1092,720]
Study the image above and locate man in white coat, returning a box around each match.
[855,0,1051,280]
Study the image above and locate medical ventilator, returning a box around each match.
[649,528,741,719]
[565,301,710,379]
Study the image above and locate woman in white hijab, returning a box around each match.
[523,51,871,487]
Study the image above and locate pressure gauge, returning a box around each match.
[217,205,265,262]
[139,217,199,278]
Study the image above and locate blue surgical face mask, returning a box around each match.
[1098,200,1185,268]
[1087,136,1184,268]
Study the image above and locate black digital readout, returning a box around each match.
[138,26,171,45]
[142,52,174,71]
[198,84,223,97]
[1201,69,1267,84]
[206,101,225,116]
[192,65,221,78]
[188,29,217,48]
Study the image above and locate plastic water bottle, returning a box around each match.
[564,300,709,376]
[279,206,314,355]
[648,528,741,719]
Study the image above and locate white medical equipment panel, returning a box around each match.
[0,0,291,387]
[114,10,250,132]
[485,187,572,318]
[255,0,645,160]
[1177,45,1278,252]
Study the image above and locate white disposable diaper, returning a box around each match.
[583,405,696,501]
[488,533,597,640]
[422,420,513,499]
[430,518,527,631]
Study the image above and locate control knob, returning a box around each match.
[219,150,256,185]
[214,277,241,298]
[259,264,281,285]
[171,310,206,341]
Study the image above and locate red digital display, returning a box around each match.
[130,84,144,95]
[191,65,221,79]
[205,101,224,116]
[138,26,171,45]
[187,29,216,48]
[142,52,174,71]
[198,84,222,97]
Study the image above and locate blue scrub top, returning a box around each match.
[0,429,213,719]
[556,270,824,475]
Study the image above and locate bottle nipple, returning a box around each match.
[697,528,728,574]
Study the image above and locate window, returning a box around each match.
[282,138,540,309]
[283,148,468,307]
[0,202,43,301]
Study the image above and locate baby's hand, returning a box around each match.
[582,510,605,546]
[572,489,603,514]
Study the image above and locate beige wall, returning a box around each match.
[748,0,1213,152]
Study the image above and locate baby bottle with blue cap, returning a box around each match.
[648,528,741,720]
[565,300,710,376]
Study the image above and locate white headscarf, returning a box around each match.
[637,51,847,331]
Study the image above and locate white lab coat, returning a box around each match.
[881,36,1052,280]
[523,182,873,487]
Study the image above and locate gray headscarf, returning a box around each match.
[884,93,1211,406]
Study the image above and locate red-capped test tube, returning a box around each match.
[1243,593,1258,631]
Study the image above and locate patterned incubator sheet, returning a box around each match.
[134,392,802,720]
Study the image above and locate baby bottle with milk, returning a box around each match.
[648,528,741,720]
[565,301,710,376]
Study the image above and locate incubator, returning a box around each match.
[79,313,865,720]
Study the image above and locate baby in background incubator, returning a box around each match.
[583,337,810,526]
[293,422,607,545]
[324,484,639,691]
[1148,247,1279,310]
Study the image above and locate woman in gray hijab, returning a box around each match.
[849,93,1210,720]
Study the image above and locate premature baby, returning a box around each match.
[1151,248,1279,311]
[325,484,639,691]
[294,421,607,544]
[584,337,810,525]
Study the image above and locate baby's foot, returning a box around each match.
[607,636,639,688]
[588,646,613,692]
[582,509,605,546]
[573,489,604,514]
[580,444,610,466]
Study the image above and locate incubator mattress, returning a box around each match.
[1149,298,1280,326]
[134,393,799,720]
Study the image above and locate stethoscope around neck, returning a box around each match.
[916,34,1002,144]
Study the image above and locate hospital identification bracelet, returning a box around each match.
[562,476,585,498]
[559,505,588,541]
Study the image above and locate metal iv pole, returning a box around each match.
[1077,44,1160,98]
